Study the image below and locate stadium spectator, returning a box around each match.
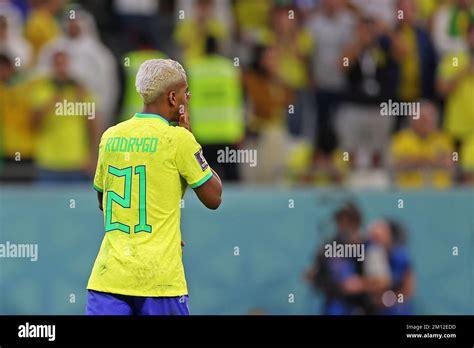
[336,16,398,170]
[265,4,313,137]
[37,6,118,129]
[242,44,294,183]
[0,53,35,180]
[233,0,271,42]
[173,0,229,65]
[391,0,437,103]
[390,100,454,189]
[232,0,271,69]
[266,4,312,92]
[436,22,474,148]
[187,36,244,181]
[432,0,474,57]
[119,31,167,122]
[24,0,63,63]
[306,0,355,157]
[0,5,32,69]
[30,49,100,182]
[176,0,233,33]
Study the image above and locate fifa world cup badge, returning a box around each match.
[194,149,209,171]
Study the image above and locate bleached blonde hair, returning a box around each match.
[135,59,187,104]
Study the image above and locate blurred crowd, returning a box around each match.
[305,202,415,315]
[0,0,473,188]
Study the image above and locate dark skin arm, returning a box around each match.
[193,168,222,210]
[97,191,103,211]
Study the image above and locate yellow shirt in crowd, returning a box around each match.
[438,51,474,142]
[390,129,454,189]
[30,78,94,171]
[24,9,60,62]
[173,19,228,65]
[0,79,35,159]
[398,24,421,101]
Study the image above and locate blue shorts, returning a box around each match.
[86,290,189,315]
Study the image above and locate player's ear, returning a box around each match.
[168,90,177,107]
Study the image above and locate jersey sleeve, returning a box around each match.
[176,128,213,188]
[93,134,106,192]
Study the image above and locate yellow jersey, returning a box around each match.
[0,79,35,158]
[31,79,94,171]
[438,51,474,141]
[87,113,213,297]
[390,129,453,189]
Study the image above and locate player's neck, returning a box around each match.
[142,106,174,123]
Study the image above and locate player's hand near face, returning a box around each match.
[178,87,193,131]
[176,88,222,209]
[178,99,192,132]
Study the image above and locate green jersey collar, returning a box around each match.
[134,113,170,125]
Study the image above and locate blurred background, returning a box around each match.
[0,0,473,315]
